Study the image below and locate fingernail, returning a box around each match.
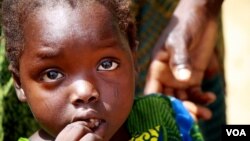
[172,65,191,81]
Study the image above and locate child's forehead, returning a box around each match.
[35,1,111,22]
[26,1,119,44]
[22,1,131,55]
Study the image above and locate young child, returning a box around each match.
[2,0,204,140]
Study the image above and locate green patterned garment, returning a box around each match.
[126,94,203,141]
[127,95,181,141]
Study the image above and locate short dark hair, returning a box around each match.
[2,0,137,75]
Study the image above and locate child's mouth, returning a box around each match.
[87,118,103,131]
[71,111,107,136]
[72,117,105,132]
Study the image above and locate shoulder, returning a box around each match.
[131,94,175,117]
[133,93,172,109]
[128,93,176,121]
[126,94,182,140]
[128,93,179,128]
[127,94,204,141]
[130,94,177,124]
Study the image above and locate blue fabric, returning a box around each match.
[170,97,194,141]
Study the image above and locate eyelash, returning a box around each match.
[97,59,119,71]
[40,69,64,82]
[39,59,119,82]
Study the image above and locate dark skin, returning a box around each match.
[13,1,135,140]
[144,0,223,120]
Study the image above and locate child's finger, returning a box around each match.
[80,133,103,141]
[55,121,92,141]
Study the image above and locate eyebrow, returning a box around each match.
[95,37,129,52]
[35,36,128,60]
[35,46,61,60]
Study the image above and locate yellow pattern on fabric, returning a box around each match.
[130,126,160,141]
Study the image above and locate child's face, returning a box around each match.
[16,2,135,140]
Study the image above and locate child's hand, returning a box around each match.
[55,121,103,141]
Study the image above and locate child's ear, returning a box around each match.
[14,82,27,102]
[9,65,27,102]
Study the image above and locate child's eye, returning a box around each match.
[97,60,119,71]
[41,69,64,82]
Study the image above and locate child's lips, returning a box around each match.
[71,111,107,137]
[72,117,103,130]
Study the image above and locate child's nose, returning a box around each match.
[69,80,99,106]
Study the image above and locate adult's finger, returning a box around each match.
[164,87,174,96]
[144,58,189,95]
[189,18,218,76]
[175,89,188,100]
[187,87,216,105]
[166,32,192,81]
[144,77,163,95]
[183,101,212,121]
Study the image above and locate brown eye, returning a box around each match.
[97,60,119,71]
[42,70,64,82]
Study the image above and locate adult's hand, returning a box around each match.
[144,0,222,120]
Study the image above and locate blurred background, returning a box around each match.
[223,0,250,124]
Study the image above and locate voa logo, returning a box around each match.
[226,129,246,136]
